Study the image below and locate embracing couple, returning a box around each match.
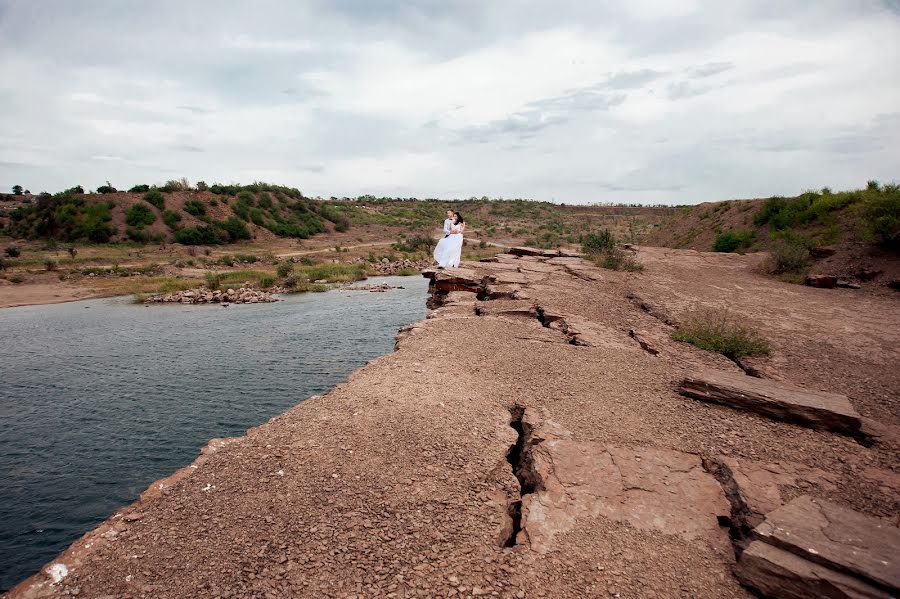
[433,209,466,269]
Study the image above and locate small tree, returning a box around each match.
[5,245,21,257]
[11,185,23,195]
[196,180,209,191]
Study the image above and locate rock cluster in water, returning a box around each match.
[144,287,277,304]
[342,283,404,292]
[362,258,431,276]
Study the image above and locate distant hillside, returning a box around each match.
[648,183,898,252]
[646,183,900,289]
[0,183,349,245]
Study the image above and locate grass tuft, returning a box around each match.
[672,307,770,359]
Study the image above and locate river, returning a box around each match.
[0,276,428,590]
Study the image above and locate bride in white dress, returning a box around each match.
[433,212,465,268]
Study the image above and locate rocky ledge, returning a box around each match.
[144,286,278,304]
[11,246,898,598]
[360,257,431,276]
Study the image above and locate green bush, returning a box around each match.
[672,307,770,359]
[126,227,151,243]
[183,200,205,217]
[581,229,614,254]
[143,189,165,210]
[174,226,220,245]
[761,238,810,276]
[276,262,293,278]
[259,276,275,288]
[713,230,754,252]
[163,210,182,229]
[205,272,222,290]
[129,184,150,193]
[196,181,209,191]
[96,182,117,194]
[4,245,20,257]
[125,203,157,228]
[392,235,434,253]
[215,216,251,241]
[860,185,900,247]
[44,257,58,271]
[594,247,644,272]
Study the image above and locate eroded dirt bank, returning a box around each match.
[8,247,899,598]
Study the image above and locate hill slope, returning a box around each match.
[645,183,899,289]
[0,184,349,245]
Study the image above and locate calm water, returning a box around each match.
[0,276,427,591]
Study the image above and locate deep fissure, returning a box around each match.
[701,456,755,558]
[503,405,542,547]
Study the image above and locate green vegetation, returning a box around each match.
[581,228,643,271]
[174,225,219,245]
[759,237,811,281]
[143,189,165,210]
[276,262,293,278]
[124,203,156,228]
[713,230,754,253]
[672,307,770,360]
[392,234,434,253]
[581,229,614,254]
[183,199,206,217]
[129,184,150,193]
[4,246,20,257]
[298,262,366,283]
[7,192,116,242]
[163,209,182,229]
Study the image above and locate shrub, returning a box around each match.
[44,257,58,271]
[205,273,222,290]
[143,189,165,210]
[761,238,810,276]
[174,226,220,245]
[161,179,190,192]
[196,181,209,191]
[860,187,900,247]
[215,216,251,241]
[65,185,85,194]
[125,203,157,228]
[233,254,257,263]
[126,227,151,243]
[713,230,754,253]
[259,276,275,288]
[594,247,644,272]
[129,184,151,193]
[392,235,434,253]
[276,262,294,278]
[68,247,77,258]
[672,307,770,359]
[12,184,23,195]
[96,181,117,194]
[183,199,205,216]
[219,255,235,267]
[9,274,24,283]
[163,209,182,229]
[4,245,21,257]
[581,229,614,254]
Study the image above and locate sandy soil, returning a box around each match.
[7,247,898,598]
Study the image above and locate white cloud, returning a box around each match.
[0,0,897,203]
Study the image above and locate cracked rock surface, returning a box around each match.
[10,247,898,599]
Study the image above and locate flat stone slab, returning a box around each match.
[736,541,892,599]
[520,412,731,554]
[678,369,861,434]
[509,247,582,258]
[751,495,900,593]
[720,457,838,528]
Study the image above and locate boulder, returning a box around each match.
[678,370,861,435]
[806,275,837,288]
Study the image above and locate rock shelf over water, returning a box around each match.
[12,247,899,598]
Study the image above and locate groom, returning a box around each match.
[443,210,455,238]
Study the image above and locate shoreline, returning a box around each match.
[6,248,898,598]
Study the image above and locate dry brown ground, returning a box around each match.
[8,247,898,599]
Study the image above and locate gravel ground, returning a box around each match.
[9,247,898,599]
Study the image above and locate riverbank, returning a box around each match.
[8,247,899,598]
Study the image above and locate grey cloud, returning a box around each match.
[172,144,205,153]
[666,81,712,100]
[604,69,666,89]
[177,105,210,114]
[687,62,734,78]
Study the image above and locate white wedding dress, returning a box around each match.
[433,223,463,268]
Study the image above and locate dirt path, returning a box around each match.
[9,248,898,598]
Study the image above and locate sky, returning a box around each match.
[0,0,898,204]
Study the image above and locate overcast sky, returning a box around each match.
[1,1,898,204]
